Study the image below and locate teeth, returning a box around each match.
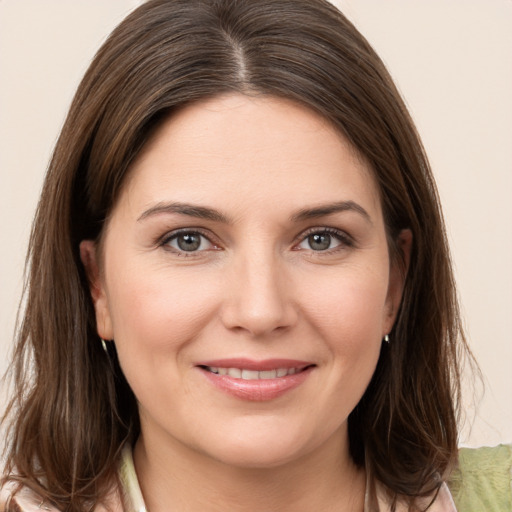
[227,368,242,378]
[241,369,259,380]
[206,366,302,379]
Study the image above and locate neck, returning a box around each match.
[133,427,366,512]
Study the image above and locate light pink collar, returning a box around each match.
[369,481,457,511]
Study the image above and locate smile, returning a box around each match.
[196,359,315,401]
[202,366,304,379]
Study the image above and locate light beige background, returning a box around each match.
[1,0,511,447]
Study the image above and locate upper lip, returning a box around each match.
[196,358,314,371]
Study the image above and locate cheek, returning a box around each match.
[103,264,224,413]
[290,267,387,440]
[300,264,390,347]
[105,264,220,357]
[297,264,387,404]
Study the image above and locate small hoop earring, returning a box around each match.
[101,338,109,353]
[383,334,390,343]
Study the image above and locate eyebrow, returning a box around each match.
[290,201,373,224]
[137,200,372,225]
[137,202,231,223]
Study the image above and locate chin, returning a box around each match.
[208,441,307,470]
[194,418,338,470]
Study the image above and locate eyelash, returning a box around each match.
[159,228,219,256]
[157,227,354,256]
[294,227,355,254]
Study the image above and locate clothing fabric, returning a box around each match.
[1,444,510,511]
[447,443,512,511]
[118,446,458,512]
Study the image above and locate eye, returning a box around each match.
[296,229,351,252]
[163,231,215,253]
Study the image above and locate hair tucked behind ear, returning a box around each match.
[2,1,476,510]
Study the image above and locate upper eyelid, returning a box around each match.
[160,227,216,243]
[294,226,353,243]
[292,227,356,253]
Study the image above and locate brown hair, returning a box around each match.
[2,0,472,510]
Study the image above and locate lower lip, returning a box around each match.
[199,367,314,401]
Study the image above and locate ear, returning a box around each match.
[383,229,412,335]
[80,240,114,340]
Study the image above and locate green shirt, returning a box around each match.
[448,444,512,511]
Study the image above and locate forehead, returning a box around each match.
[118,93,382,220]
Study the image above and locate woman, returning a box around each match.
[1,1,509,511]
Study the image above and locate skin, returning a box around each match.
[81,93,411,512]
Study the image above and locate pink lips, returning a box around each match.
[196,358,315,401]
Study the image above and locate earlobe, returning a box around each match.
[384,228,413,333]
[79,240,114,340]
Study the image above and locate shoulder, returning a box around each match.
[447,443,512,511]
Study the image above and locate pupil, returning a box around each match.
[177,233,200,251]
[309,233,331,251]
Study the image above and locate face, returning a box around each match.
[82,94,409,470]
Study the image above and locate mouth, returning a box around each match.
[196,359,316,401]
[199,365,312,380]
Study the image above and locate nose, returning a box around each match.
[220,251,298,338]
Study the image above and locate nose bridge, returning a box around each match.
[222,244,295,336]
